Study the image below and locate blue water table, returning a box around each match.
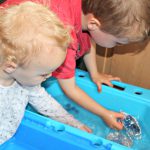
[0,69,150,150]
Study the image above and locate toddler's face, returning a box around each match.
[89,28,129,48]
[11,45,66,87]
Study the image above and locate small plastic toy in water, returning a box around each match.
[107,112,141,147]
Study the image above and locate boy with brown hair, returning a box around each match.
[51,0,150,130]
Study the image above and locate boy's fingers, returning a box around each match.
[114,122,123,130]
[111,77,121,81]
[105,81,113,87]
[116,113,125,119]
[96,82,102,92]
[114,77,121,81]
[108,76,121,81]
[112,113,124,130]
[107,75,113,78]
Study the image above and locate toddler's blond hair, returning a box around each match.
[0,1,71,65]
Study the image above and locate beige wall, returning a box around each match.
[96,40,150,89]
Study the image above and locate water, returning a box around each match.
[27,93,150,150]
[52,94,150,150]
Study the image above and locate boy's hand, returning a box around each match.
[101,110,124,130]
[79,125,92,133]
[91,72,120,92]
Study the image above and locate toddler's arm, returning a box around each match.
[26,85,91,132]
[0,82,29,145]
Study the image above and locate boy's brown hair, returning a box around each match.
[82,0,150,42]
[0,1,71,65]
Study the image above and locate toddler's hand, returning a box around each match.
[91,72,120,92]
[102,110,124,130]
[79,125,92,133]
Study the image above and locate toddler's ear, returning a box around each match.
[2,61,18,74]
[87,17,101,31]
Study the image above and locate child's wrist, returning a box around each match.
[90,71,99,78]
[97,108,110,118]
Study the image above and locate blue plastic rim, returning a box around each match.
[1,69,150,150]
[0,110,117,150]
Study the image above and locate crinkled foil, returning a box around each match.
[107,112,141,147]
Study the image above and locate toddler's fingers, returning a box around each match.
[85,126,92,133]
[80,126,92,133]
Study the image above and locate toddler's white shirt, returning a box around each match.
[0,82,83,145]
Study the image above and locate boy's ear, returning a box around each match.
[2,61,18,74]
[87,17,101,31]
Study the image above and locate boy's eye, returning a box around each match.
[116,41,128,46]
[116,43,123,46]
[41,74,49,77]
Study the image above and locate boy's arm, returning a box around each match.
[83,40,98,77]
[83,40,120,92]
[58,77,124,130]
[27,85,91,132]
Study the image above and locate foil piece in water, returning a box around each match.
[107,112,141,147]
[107,131,133,147]
[123,113,141,139]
